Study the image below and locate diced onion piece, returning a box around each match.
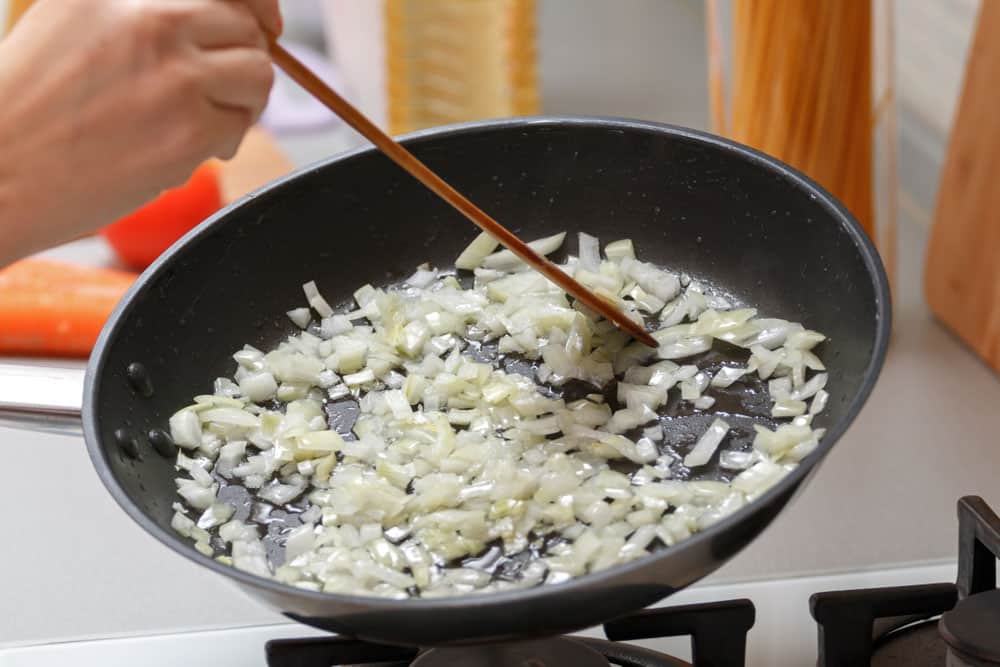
[680,372,709,400]
[693,395,715,410]
[197,502,235,530]
[287,308,311,328]
[620,257,681,302]
[482,232,566,270]
[455,232,500,270]
[792,372,828,401]
[344,369,375,386]
[634,437,659,463]
[753,423,813,458]
[810,389,830,415]
[200,408,259,427]
[578,232,601,272]
[284,524,317,562]
[642,425,663,442]
[170,410,202,449]
[768,377,792,401]
[303,281,334,317]
[604,239,635,262]
[177,479,216,509]
[298,430,344,453]
[711,366,746,388]
[732,460,785,498]
[658,336,713,360]
[719,450,754,470]
[406,268,438,288]
[785,330,826,350]
[240,372,278,403]
[684,418,730,468]
[771,399,807,418]
[321,315,353,338]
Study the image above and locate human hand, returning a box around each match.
[0,0,281,265]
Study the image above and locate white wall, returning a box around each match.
[538,0,709,129]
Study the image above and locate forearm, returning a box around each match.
[0,66,105,266]
[0,175,34,267]
[0,112,57,267]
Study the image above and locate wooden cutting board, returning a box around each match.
[925,1,1000,373]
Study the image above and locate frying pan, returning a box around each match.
[0,117,890,646]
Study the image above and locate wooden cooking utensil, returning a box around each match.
[267,39,658,348]
[925,1,1000,373]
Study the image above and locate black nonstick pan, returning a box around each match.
[0,117,890,646]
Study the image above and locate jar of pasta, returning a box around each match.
[706,0,897,288]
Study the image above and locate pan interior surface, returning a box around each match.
[84,118,888,642]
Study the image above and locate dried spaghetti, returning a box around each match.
[709,0,874,236]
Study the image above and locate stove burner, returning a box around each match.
[812,496,1000,667]
[870,619,946,666]
[410,637,613,667]
[940,589,1000,666]
[264,599,754,667]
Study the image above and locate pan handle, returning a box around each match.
[0,363,84,436]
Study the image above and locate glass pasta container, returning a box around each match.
[706,0,897,288]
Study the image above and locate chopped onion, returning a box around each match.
[768,377,792,401]
[693,396,716,410]
[658,335,713,360]
[197,502,235,530]
[578,232,601,273]
[684,418,730,467]
[287,308,311,328]
[239,372,277,403]
[620,258,681,302]
[168,236,830,601]
[169,410,202,449]
[792,372,828,401]
[455,232,500,270]
[303,281,334,318]
[719,450,754,470]
[711,366,746,388]
[604,239,635,262]
[406,268,438,289]
[810,389,830,415]
[344,369,375,386]
[771,399,807,418]
[321,315,353,338]
[482,232,566,270]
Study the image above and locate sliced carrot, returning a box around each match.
[0,258,137,357]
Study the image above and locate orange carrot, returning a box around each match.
[0,258,137,357]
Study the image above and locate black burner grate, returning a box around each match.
[811,496,1000,667]
[265,598,755,667]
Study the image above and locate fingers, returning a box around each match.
[198,46,275,119]
[188,1,266,50]
[235,0,283,37]
[202,103,254,160]
[184,1,282,50]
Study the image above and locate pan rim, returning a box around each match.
[83,115,891,615]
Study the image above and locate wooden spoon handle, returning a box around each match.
[268,39,657,348]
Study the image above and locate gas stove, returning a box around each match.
[264,599,754,666]
[5,497,998,667]
[810,496,1000,667]
[263,496,1000,667]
